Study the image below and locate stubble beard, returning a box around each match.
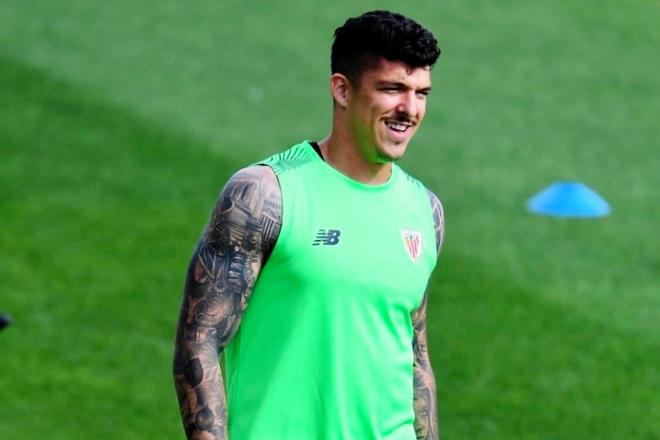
[375,140,408,163]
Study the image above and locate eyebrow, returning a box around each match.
[376,81,432,93]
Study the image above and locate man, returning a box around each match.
[174,10,444,440]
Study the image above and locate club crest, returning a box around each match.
[401,229,422,263]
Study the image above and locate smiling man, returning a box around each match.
[173,10,444,440]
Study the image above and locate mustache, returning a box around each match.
[390,111,415,124]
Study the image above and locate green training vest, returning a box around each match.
[224,141,438,440]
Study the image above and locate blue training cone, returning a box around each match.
[527,181,610,218]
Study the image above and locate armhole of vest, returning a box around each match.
[255,163,289,265]
[414,195,439,311]
[422,185,441,273]
[398,167,439,271]
[422,187,437,251]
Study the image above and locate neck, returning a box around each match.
[318,130,392,186]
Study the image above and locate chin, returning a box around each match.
[376,149,405,163]
[376,142,409,162]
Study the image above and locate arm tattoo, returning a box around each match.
[411,190,444,439]
[173,166,281,440]
[412,293,439,440]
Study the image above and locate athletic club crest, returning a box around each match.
[401,229,422,263]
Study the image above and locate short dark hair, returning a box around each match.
[331,10,441,85]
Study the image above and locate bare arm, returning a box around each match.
[173,166,281,439]
[412,190,444,440]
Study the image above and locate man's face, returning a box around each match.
[345,57,432,163]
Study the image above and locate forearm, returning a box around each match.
[413,190,442,439]
[413,361,439,440]
[173,330,228,439]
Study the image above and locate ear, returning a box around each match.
[330,73,350,108]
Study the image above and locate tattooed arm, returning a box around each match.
[412,190,444,440]
[173,166,281,439]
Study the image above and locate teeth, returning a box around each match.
[386,121,409,132]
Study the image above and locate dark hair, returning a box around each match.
[331,10,441,85]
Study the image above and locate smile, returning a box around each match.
[385,120,412,132]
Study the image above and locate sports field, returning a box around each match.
[1,1,658,439]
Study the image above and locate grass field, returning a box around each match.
[1,1,658,439]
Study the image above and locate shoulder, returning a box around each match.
[211,165,282,255]
[217,165,281,208]
[425,188,444,255]
[260,141,317,176]
[398,166,427,191]
[425,189,443,218]
[227,164,279,186]
[396,166,445,255]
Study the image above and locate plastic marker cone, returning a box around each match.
[527,182,610,218]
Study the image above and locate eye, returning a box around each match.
[378,83,405,94]
[382,87,401,94]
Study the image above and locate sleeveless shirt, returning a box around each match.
[224,141,438,440]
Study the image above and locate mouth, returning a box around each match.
[384,119,414,139]
[385,120,411,131]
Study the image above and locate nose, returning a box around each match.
[396,91,418,118]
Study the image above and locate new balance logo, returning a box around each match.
[313,229,341,246]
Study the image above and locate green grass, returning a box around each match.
[1,1,658,439]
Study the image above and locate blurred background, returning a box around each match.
[1,0,658,438]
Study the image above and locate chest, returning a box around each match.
[269,182,436,312]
